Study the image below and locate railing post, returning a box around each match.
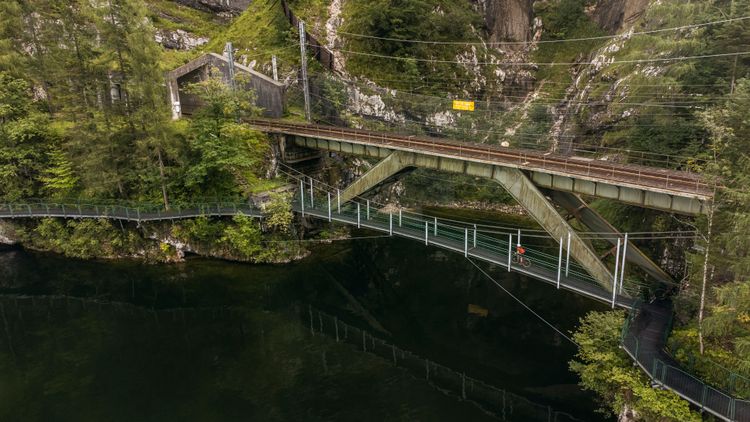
[612,237,621,308]
[366,200,370,220]
[424,221,428,245]
[473,224,477,248]
[337,189,341,213]
[327,192,331,222]
[398,209,402,227]
[620,233,628,294]
[464,228,468,257]
[8,204,12,216]
[517,229,521,247]
[136,208,141,223]
[565,232,571,276]
[507,234,513,272]
[45,204,49,217]
[557,236,563,289]
[701,385,708,409]
[300,179,305,217]
[434,217,437,236]
[77,204,82,217]
[309,176,314,208]
[389,213,393,235]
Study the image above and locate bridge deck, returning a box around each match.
[251,119,712,200]
[0,200,633,308]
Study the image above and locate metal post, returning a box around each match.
[298,21,311,122]
[464,228,468,257]
[612,238,621,308]
[473,224,477,248]
[309,177,314,208]
[620,233,629,294]
[357,203,360,228]
[517,229,521,246]
[557,237,563,289]
[398,209,402,227]
[424,221,428,245]
[224,42,236,91]
[434,217,437,236]
[565,232,571,276]
[327,192,331,222]
[337,189,341,213]
[366,200,370,220]
[507,234,512,272]
[271,55,278,81]
[299,179,305,217]
[389,213,393,235]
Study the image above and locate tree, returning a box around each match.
[0,72,53,200]
[570,311,700,421]
[182,70,268,198]
[262,192,293,233]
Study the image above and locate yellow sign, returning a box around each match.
[452,100,475,111]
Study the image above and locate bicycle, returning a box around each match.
[511,252,531,268]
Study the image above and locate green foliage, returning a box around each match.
[39,148,78,198]
[182,71,269,197]
[702,281,750,368]
[570,311,700,421]
[263,192,294,233]
[221,215,263,258]
[22,218,142,259]
[0,72,55,200]
[206,0,299,74]
[341,0,484,94]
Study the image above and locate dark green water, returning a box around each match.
[0,222,611,421]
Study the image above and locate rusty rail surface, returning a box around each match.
[250,119,714,199]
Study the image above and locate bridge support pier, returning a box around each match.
[324,147,619,291]
[490,167,615,291]
[546,190,673,285]
[338,151,414,204]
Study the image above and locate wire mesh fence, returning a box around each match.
[303,305,585,422]
[621,305,750,422]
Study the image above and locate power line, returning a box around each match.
[466,258,579,346]
[338,15,750,46]
[321,46,750,67]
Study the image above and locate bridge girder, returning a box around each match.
[317,143,616,291]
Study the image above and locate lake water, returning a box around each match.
[0,220,611,421]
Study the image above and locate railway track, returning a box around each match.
[250,119,713,199]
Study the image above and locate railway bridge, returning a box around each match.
[252,119,713,292]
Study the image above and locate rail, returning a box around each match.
[249,119,713,199]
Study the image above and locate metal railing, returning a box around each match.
[305,305,586,422]
[0,200,262,222]
[250,119,714,198]
[621,306,750,422]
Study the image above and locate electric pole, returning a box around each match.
[298,21,311,122]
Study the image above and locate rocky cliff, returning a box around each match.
[480,0,535,43]
[589,0,650,33]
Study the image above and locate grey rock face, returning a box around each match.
[590,0,651,34]
[155,29,209,50]
[481,0,535,43]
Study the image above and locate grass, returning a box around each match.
[146,0,225,37]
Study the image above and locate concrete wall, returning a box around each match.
[167,53,284,119]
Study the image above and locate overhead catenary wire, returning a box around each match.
[466,258,579,346]
[304,92,711,162]
[316,46,750,67]
[337,15,750,46]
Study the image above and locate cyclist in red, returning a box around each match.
[515,244,529,267]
